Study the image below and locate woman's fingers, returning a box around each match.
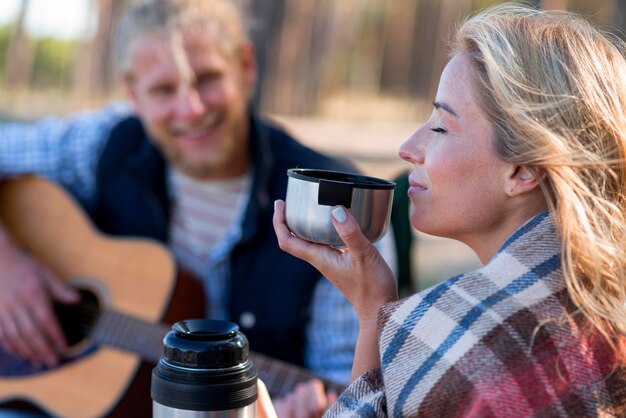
[256,379,278,418]
[329,206,373,254]
[274,199,371,257]
[273,200,330,265]
[273,198,398,317]
[273,199,304,256]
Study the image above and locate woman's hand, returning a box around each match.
[273,200,398,323]
[256,379,278,418]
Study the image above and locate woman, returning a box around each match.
[268,3,626,417]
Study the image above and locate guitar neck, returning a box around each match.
[249,351,346,397]
[91,310,165,364]
[91,310,346,398]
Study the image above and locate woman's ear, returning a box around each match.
[506,166,546,196]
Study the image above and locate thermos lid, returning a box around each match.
[152,319,258,411]
[162,319,247,369]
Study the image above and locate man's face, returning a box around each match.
[123,30,256,179]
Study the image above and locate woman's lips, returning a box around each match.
[408,179,427,194]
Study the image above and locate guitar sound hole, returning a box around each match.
[54,288,101,347]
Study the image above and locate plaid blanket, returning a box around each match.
[326,213,626,417]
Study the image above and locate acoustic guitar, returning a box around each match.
[0,176,344,418]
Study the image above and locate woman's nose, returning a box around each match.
[398,129,425,165]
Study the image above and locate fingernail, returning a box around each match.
[331,206,347,223]
[274,200,278,210]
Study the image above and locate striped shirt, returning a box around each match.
[169,169,251,320]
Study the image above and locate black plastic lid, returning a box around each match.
[161,319,247,369]
[151,319,258,411]
[287,168,396,189]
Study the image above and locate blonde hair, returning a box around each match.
[454,4,626,347]
[114,0,249,75]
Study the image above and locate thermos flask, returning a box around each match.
[151,319,258,417]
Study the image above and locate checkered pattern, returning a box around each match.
[306,278,360,384]
[326,213,626,417]
[0,102,131,210]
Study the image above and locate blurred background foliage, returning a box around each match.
[0,0,624,121]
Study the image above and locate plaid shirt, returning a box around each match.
[0,103,361,384]
[327,212,626,417]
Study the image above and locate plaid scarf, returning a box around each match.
[326,213,626,417]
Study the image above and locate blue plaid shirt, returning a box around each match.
[0,102,382,384]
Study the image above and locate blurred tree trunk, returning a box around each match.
[308,0,365,114]
[380,0,418,95]
[409,0,470,108]
[249,0,286,111]
[332,0,368,97]
[261,0,317,114]
[257,0,363,115]
[4,0,34,91]
[73,0,129,99]
[611,0,626,39]
[346,0,387,95]
[408,1,441,104]
[304,0,337,114]
[537,0,569,9]
[429,0,472,99]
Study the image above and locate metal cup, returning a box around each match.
[285,168,396,246]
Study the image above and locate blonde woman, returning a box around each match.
[268,3,626,417]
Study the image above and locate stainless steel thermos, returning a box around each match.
[151,319,258,417]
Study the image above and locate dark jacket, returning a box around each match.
[92,113,356,366]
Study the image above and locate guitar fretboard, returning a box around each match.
[91,310,165,364]
[90,309,346,398]
[249,351,346,397]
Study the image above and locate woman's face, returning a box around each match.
[399,53,513,253]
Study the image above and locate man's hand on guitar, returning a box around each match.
[257,378,336,418]
[256,379,337,418]
[0,226,80,368]
[273,379,337,418]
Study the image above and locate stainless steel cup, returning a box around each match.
[285,168,396,246]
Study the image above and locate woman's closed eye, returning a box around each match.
[431,127,447,134]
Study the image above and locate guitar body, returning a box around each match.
[0,177,344,417]
[0,177,180,418]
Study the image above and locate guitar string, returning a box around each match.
[66,301,347,395]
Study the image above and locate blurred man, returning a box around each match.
[0,0,389,415]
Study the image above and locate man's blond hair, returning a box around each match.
[114,0,249,75]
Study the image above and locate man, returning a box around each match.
[0,0,382,414]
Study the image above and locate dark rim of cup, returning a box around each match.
[287,168,396,189]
